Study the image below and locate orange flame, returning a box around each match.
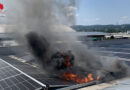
[88,73,94,81]
[62,55,100,83]
[62,71,97,83]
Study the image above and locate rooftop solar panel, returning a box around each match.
[0,56,77,89]
[0,58,46,90]
[1,56,77,89]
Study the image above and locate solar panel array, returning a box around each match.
[0,59,45,90]
[3,56,74,89]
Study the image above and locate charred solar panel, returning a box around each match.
[0,59,46,90]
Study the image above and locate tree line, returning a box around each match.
[71,24,130,33]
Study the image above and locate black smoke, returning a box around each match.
[26,32,49,61]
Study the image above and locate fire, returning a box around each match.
[62,71,96,83]
[88,73,94,81]
[64,56,71,67]
[62,54,100,84]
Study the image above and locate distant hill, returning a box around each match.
[71,24,130,33]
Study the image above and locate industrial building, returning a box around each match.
[71,32,107,41]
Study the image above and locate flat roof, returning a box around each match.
[78,77,130,90]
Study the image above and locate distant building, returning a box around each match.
[127,30,130,34]
[71,32,107,41]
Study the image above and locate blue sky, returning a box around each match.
[76,0,130,25]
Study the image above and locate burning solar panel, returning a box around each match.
[24,32,128,89]
[0,54,100,90]
[1,56,76,89]
[0,50,127,90]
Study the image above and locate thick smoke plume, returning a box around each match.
[6,0,129,81]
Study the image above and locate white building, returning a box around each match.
[127,30,130,34]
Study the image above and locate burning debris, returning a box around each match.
[62,71,98,84]
[51,50,74,70]
[26,32,128,85]
[26,32,100,84]
[52,50,100,84]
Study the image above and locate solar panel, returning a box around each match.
[0,58,46,90]
[2,56,77,89]
[1,55,77,89]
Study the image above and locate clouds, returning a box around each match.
[64,6,77,17]
[75,14,79,17]
[95,18,101,21]
[81,18,101,25]
[120,16,129,19]
[77,15,130,25]
[119,16,130,24]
